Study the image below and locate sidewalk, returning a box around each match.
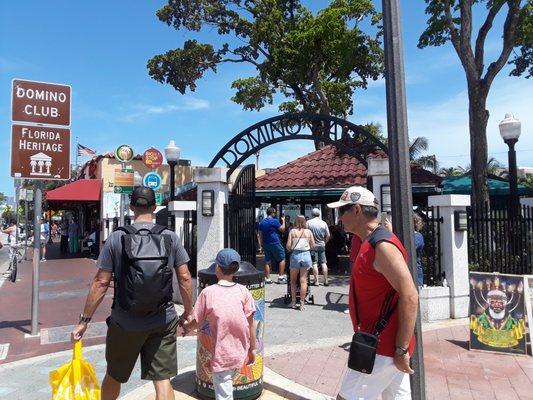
[265,322,533,400]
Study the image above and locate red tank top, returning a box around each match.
[348,228,416,357]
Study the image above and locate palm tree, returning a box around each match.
[439,167,461,177]
[460,158,505,176]
[409,137,439,174]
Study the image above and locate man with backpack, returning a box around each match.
[71,186,193,400]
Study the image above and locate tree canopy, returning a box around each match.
[418,0,531,207]
[148,0,383,118]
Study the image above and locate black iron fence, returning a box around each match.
[415,206,443,286]
[467,203,533,275]
[183,210,197,277]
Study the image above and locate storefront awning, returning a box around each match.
[46,179,102,202]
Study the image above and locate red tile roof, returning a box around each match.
[256,145,441,190]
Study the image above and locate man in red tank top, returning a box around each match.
[328,186,419,400]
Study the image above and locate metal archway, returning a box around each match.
[208,113,388,178]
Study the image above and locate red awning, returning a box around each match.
[46,179,102,202]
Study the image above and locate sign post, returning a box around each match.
[30,181,43,337]
[114,145,134,226]
[12,79,72,338]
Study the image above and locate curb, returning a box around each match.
[119,366,334,400]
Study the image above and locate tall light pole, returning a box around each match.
[499,113,521,214]
[164,140,181,202]
[382,0,426,399]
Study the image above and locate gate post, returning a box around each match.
[194,168,229,272]
[428,194,471,318]
[367,158,390,209]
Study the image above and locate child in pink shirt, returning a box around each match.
[182,248,256,400]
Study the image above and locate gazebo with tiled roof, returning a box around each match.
[255,145,442,208]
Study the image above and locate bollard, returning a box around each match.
[196,261,265,400]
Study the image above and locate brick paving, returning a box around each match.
[266,324,533,399]
[0,244,110,364]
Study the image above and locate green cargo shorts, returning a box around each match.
[105,317,178,383]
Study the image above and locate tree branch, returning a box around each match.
[458,0,478,79]
[483,0,522,89]
[474,1,505,74]
[444,0,463,56]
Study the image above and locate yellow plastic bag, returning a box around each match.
[49,341,101,400]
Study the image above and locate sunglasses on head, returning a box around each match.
[339,203,355,216]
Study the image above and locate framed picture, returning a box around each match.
[469,272,527,355]
[524,275,533,355]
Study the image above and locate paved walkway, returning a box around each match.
[2,252,533,399]
[266,322,533,400]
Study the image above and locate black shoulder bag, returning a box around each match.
[348,281,397,374]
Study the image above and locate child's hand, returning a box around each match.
[247,349,256,366]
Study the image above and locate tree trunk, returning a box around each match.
[468,83,490,212]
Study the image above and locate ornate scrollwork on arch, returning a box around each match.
[208,113,388,178]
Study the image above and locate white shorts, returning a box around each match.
[338,355,411,400]
[212,369,237,400]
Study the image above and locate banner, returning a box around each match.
[469,272,527,355]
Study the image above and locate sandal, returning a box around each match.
[289,301,297,309]
[298,302,305,311]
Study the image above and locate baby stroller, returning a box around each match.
[283,270,315,305]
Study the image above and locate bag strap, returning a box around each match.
[115,225,137,235]
[352,275,398,337]
[291,230,305,251]
[150,224,167,235]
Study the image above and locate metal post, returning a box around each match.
[169,161,177,201]
[382,0,426,399]
[31,181,43,337]
[24,197,29,260]
[119,162,126,227]
[14,179,21,244]
[506,139,519,212]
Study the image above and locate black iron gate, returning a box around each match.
[225,164,257,265]
[184,210,197,276]
[415,206,443,286]
[467,203,533,274]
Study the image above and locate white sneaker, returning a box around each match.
[41,258,46,262]
[265,278,273,284]
[277,276,287,284]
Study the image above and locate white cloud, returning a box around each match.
[354,75,533,169]
[120,98,210,122]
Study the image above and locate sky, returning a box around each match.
[1,1,532,197]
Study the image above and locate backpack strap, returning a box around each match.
[150,225,168,235]
[115,225,138,235]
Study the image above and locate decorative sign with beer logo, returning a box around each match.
[469,272,527,355]
[11,124,71,180]
[115,145,134,163]
[12,79,71,126]
[142,147,163,169]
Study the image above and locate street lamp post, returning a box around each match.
[164,140,181,202]
[499,113,522,214]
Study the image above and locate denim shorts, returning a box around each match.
[290,250,313,269]
[311,245,326,265]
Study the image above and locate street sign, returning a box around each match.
[114,168,134,194]
[142,147,163,169]
[143,172,162,191]
[11,124,71,180]
[12,79,71,126]
[115,145,134,163]
[155,192,163,206]
[20,189,34,202]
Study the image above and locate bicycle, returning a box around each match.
[2,243,24,283]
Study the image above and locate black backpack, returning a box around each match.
[114,225,173,313]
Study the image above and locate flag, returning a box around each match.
[77,144,96,156]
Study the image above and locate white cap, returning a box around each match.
[327,186,379,209]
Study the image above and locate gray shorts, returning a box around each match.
[311,246,326,265]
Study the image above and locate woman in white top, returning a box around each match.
[285,215,315,310]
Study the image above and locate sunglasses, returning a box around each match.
[339,204,355,216]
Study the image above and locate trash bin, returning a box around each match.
[196,261,265,400]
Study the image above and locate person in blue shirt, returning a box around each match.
[413,214,425,288]
[258,207,286,284]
